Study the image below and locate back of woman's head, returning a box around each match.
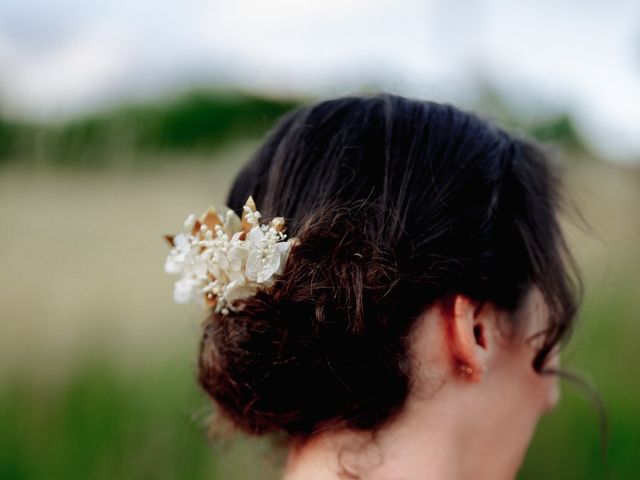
[197,93,581,441]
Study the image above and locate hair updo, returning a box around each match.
[197,93,581,441]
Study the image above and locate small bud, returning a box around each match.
[271,217,286,231]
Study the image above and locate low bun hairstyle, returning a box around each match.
[197,93,582,441]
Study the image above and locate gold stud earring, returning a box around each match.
[458,364,473,376]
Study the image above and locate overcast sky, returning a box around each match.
[0,0,639,161]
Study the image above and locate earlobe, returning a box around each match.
[457,363,488,379]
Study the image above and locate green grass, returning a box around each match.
[0,359,215,480]
[519,274,640,478]
[0,357,286,480]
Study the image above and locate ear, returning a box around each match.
[445,294,490,382]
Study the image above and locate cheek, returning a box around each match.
[543,374,560,413]
[522,349,560,415]
[539,351,561,413]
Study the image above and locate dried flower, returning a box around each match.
[163,196,297,315]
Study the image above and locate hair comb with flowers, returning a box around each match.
[163,196,298,315]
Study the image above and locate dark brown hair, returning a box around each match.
[197,93,582,444]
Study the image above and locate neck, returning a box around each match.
[282,387,486,480]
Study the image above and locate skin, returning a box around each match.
[282,286,560,480]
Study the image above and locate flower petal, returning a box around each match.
[246,249,262,281]
[247,226,264,248]
[228,245,248,260]
[220,206,242,236]
[164,247,189,274]
[228,269,245,283]
[200,206,222,230]
[173,277,201,303]
[217,254,229,270]
[275,243,292,275]
[173,234,190,250]
[192,257,208,279]
[224,280,257,306]
[183,214,197,232]
[258,252,280,283]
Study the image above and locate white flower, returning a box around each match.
[163,234,191,274]
[163,195,297,314]
[274,241,292,275]
[223,278,258,307]
[173,276,204,304]
[164,229,209,304]
[228,243,248,271]
[245,224,291,283]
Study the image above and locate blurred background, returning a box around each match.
[0,1,639,478]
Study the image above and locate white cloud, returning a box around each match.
[0,0,638,160]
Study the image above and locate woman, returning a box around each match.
[176,93,582,479]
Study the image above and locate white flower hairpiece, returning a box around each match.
[163,196,299,315]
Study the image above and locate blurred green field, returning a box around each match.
[1,93,639,479]
[0,147,288,480]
